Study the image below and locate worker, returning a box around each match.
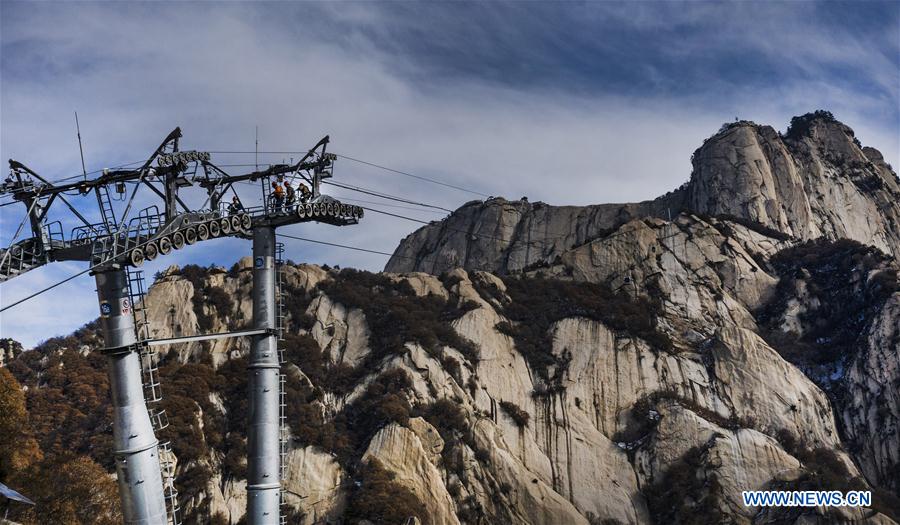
[297,182,312,203]
[284,180,296,209]
[228,195,244,215]
[271,180,284,212]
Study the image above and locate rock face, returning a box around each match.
[363,421,460,525]
[0,338,23,368]
[842,295,900,494]
[386,115,900,274]
[135,235,897,524]
[687,119,900,255]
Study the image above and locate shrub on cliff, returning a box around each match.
[785,110,837,141]
[345,458,425,525]
[319,269,478,371]
[499,400,530,428]
[644,445,724,525]
[757,239,898,370]
[289,369,414,469]
[497,276,672,381]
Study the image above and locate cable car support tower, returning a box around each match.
[0,128,363,524]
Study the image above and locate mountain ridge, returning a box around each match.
[386,112,900,275]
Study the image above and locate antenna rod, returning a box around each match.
[255,125,259,171]
[75,111,87,180]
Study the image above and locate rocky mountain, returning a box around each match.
[386,111,900,275]
[2,111,899,525]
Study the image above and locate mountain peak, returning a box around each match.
[387,113,900,274]
[784,109,847,141]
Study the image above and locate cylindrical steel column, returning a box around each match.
[95,268,168,525]
[247,227,281,524]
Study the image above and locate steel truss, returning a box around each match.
[1,128,364,524]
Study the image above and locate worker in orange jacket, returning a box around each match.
[271,180,285,212]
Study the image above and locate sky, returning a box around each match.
[1,1,898,348]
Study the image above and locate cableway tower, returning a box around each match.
[0,128,364,525]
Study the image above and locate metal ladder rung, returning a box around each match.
[140,348,164,403]
[127,268,181,525]
[149,408,170,431]
[275,243,289,521]
[158,441,181,525]
[279,374,288,479]
[96,185,117,234]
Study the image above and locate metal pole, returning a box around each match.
[247,227,281,524]
[94,268,168,525]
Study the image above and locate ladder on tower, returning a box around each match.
[126,268,181,525]
[96,184,118,234]
[158,440,181,524]
[275,241,289,524]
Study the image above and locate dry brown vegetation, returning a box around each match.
[493,275,672,383]
[1,366,121,524]
[758,239,898,369]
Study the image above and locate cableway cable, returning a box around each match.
[277,233,396,258]
[0,266,93,313]
[357,203,649,251]
[322,180,454,212]
[207,150,490,198]
[333,153,490,198]
[333,197,445,214]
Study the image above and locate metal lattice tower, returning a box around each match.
[1,129,363,524]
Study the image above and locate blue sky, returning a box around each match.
[1,1,898,347]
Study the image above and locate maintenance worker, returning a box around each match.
[297,182,312,203]
[284,180,296,209]
[228,195,244,215]
[271,180,285,212]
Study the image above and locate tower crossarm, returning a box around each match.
[1,130,361,283]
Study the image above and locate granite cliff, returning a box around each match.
[386,112,900,275]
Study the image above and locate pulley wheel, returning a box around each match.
[208,220,221,237]
[158,237,173,255]
[231,215,242,232]
[172,231,186,250]
[129,248,145,267]
[145,242,159,261]
[311,203,320,216]
[220,218,232,235]
[297,205,307,218]
[241,213,252,231]
[197,224,210,241]
[185,227,198,245]
[326,202,335,216]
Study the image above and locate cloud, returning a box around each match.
[1,1,897,347]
